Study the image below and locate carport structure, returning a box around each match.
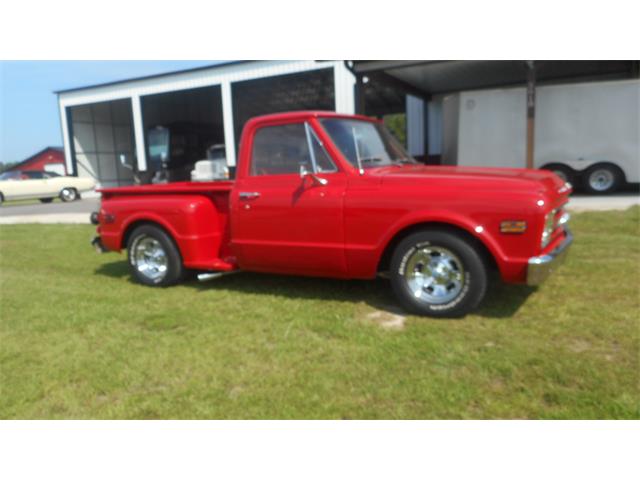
[351,60,639,165]
[57,61,355,187]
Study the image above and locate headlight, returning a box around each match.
[540,209,556,248]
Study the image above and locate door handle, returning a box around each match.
[239,191,261,200]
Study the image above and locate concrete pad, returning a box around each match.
[0,214,91,224]
[0,198,99,217]
[566,194,640,212]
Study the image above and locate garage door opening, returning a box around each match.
[231,68,335,148]
[141,85,224,182]
[67,99,136,187]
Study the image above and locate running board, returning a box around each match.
[197,271,239,282]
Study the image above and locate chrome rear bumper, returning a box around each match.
[91,236,108,254]
[527,229,573,286]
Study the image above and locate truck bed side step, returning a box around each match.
[197,271,240,282]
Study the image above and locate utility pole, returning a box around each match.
[525,61,536,170]
[354,74,366,115]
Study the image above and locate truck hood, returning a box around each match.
[372,164,567,195]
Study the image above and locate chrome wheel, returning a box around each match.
[588,168,614,192]
[131,235,168,282]
[60,188,78,202]
[404,246,465,305]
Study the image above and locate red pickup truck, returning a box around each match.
[92,111,572,317]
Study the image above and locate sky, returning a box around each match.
[0,60,220,165]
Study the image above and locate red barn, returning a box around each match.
[5,147,66,175]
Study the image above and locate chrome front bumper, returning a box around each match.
[526,229,573,286]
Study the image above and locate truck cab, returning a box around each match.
[93,111,573,318]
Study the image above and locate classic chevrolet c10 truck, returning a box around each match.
[91,111,573,317]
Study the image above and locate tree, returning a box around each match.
[0,162,20,173]
[383,114,407,147]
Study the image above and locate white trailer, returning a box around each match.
[442,79,640,194]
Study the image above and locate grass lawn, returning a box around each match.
[1,208,638,419]
[1,198,64,207]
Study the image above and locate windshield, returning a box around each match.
[320,118,416,169]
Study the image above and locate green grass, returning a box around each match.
[1,197,64,206]
[1,208,639,419]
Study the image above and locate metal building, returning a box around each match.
[56,61,356,187]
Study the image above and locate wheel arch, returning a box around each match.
[539,162,576,173]
[121,217,181,256]
[376,220,500,275]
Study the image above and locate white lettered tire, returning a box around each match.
[390,229,488,318]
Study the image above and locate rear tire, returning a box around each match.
[127,224,184,287]
[59,187,79,202]
[389,229,488,318]
[583,164,623,195]
[40,198,54,203]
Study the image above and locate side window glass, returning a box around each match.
[24,171,44,179]
[251,123,311,176]
[308,125,337,173]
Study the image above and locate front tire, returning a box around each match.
[389,229,488,318]
[127,224,184,287]
[59,187,79,202]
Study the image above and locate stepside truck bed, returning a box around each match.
[98,181,236,272]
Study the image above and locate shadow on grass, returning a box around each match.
[94,260,535,319]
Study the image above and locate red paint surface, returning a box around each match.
[97,111,571,283]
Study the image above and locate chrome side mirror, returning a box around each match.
[119,154,133,170]
[305,173,328,186]
[300,164,328,185]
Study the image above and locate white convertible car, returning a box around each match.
[0,170,95,205]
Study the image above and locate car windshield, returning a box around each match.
[320,118,417,169]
